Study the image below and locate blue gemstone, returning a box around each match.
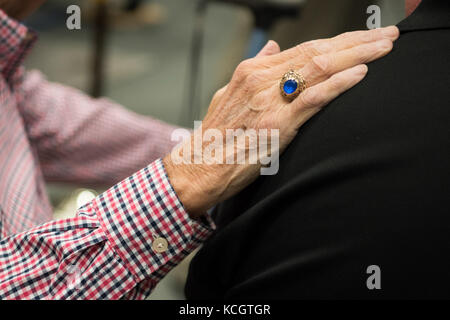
[283,80,298,95]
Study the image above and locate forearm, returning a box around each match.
[0,159,214,299]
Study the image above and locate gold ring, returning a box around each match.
[280,69,307,100]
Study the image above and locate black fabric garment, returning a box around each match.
[185,0,450,299]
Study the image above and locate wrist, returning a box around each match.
[163,154,218,219]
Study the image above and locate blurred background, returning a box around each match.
[23,0,405,299]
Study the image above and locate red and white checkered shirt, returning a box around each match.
[0,9,213,299]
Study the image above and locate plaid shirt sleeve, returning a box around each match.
[0,159,215,299]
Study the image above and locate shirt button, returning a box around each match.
[152,237,168,253]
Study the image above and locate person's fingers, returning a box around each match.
[286,64,368,127]
[296,39,392,87]
[255,40,281,57]
[263,26,399,67]
[329,25,399,49]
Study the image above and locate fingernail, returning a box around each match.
[358,64,368,75]
[260,40,270,50]
[382,26,399,38]
[352,64,368,76]
[268,40,279,49]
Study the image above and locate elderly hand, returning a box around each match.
[164,26,400,217]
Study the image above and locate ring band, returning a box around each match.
[280,69,307,100]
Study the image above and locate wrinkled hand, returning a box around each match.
[164,26,400,218]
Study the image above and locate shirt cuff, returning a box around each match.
[93,158,215,284]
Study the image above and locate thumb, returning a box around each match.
[255,40,281,57]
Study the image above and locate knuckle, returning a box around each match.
[311,54,331,75]
[241,73,260,93]
[216,86,226,96]
[340,30,371,44]
[234,59,253,79]
[315,40,333,54]
[295,42,307,52]
[365,28,379,41]
[339,31,353,40]
[233,68,246,81]
[355,29,375,43]
[300,88,322,108]
[300,40,314,50]
[211,88,224,104]
[295,42,308,56]
[297,41,319,57]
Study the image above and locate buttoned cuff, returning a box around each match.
[94,159,215,284]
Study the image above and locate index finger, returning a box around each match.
[260,26,399,67]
